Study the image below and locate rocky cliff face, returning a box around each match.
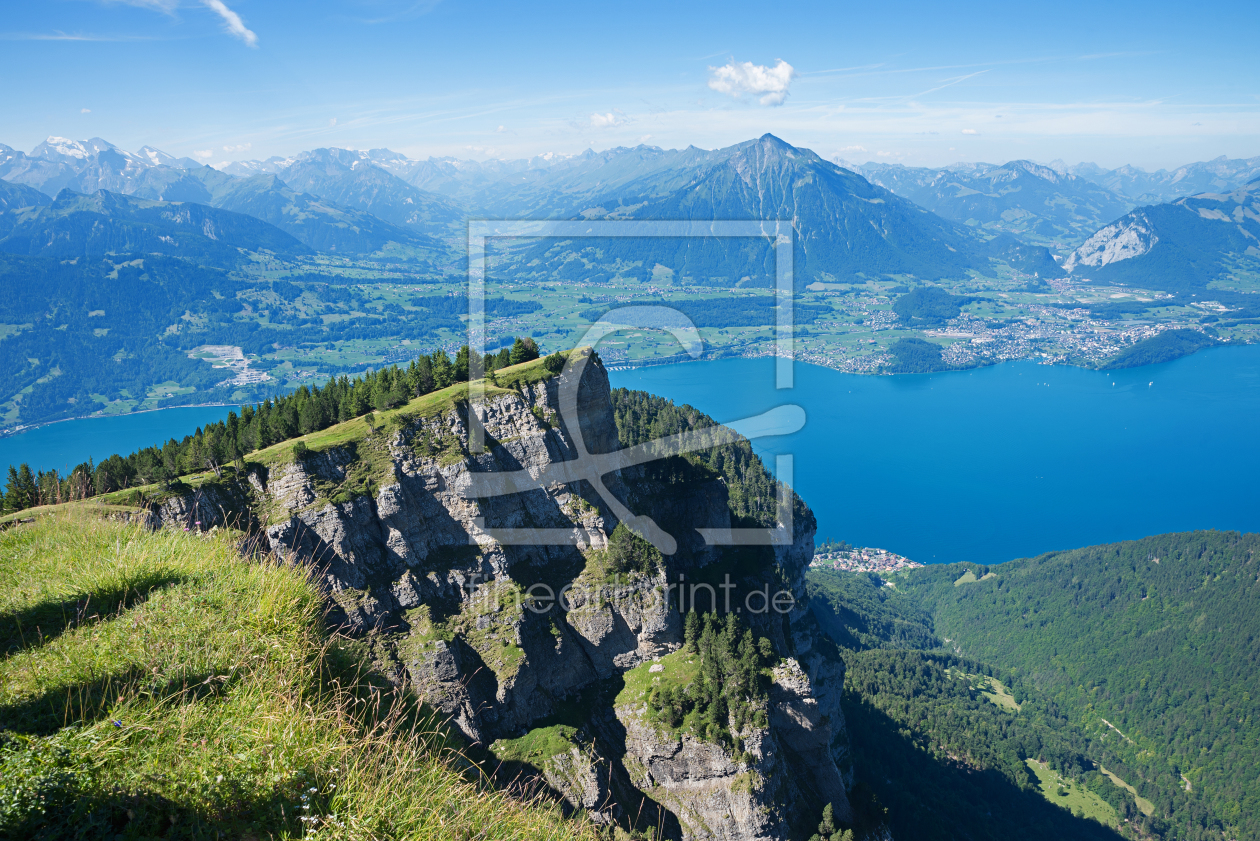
[157,351,852,840]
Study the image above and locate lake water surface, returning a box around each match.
[0,406,232,478]
[4,347,1257,566]
[609,345,1260,565]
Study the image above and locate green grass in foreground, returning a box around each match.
[1025,759,1118,826]
[0,514,597,840]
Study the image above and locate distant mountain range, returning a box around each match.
[848,159,1132,250]
[843,155,1260,252]
[0,137,204,196]
[487,135,1007,286]
[1059,155,1260,203]
[0,179,50,213]
[272,148,465,240]
[0,138,445,258]
[0,189,308,263]
[0,134,1063,283]
[3,134,1259,287]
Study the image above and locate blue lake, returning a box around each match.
[0,406,233,477]
[609,345,1260,566]
[4,347,1258,567]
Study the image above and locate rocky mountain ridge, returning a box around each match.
[1063,180,1260,294]
[142,351,858,840]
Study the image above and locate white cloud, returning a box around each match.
[961,128,979,135]
[708,59,796,106]
[328,117,338,127]
[590,111,626,128]
[639,134,653,144]
[201,0,257,47]
[80,108,91,113]
[876,151,892,157]
[101,0,256,45]
[496,125,507,133]
[193,149,213,159]
[838,144,866,153]
[222,142,251,153]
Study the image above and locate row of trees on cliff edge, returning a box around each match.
[0,337,544,514]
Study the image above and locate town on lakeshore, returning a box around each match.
[811,543,924,573]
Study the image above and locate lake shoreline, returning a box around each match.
[5,345,1258,568]
[0,402,236,440]
[4,335,1246,437]
[610,344,1260,566]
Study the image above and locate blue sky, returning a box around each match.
[2,0,1258,169]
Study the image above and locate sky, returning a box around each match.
[1,0,1258,171]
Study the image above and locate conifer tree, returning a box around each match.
[685,610,702,653]
[431,351,453,389]
[2,465,23,513]
[510,336,539,365]
[454,345,470,382]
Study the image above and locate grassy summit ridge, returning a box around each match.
[2,343,564,521]
[0,514,597,840]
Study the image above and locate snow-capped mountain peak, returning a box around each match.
[33,136,126,162]
[138,145,177,167]
[35,136,94,160]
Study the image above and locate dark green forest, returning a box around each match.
[892,531,1260,840]
[610,388,785,528]
[1101,329,1220,369]
[885,337,949,373]
[808,570,1153,840]
[646,611,775,753]
[840,648,1135,841]
[891,287,973,326]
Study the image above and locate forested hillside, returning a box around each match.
[1101,329,1220,369]
[808,570,1153,839]
[895,531,1260,841]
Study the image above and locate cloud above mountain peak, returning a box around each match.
[708,59,796,106]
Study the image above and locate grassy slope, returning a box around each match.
[0,513,596,840]
[1025,759,1119,825]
